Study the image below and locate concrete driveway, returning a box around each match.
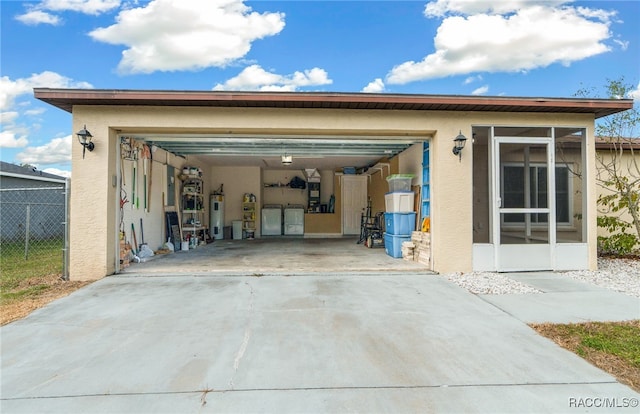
[1,272,639,413]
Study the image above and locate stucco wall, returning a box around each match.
[209,166,262,235]
[70,105,597,279]
[262,170,309,206]
[596,149,639,240]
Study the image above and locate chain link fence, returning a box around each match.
[0,181,70,280]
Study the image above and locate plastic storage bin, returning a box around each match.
[384,233,412,258]
[386,174,414,192]
[384,212,417,235]
[385,191,415,213]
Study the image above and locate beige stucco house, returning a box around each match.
[34,89,632,280]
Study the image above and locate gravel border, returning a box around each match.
[441,271,542,295]
[560,257,640,298]
[441,257,640,297]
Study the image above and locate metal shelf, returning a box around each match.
[363,162,390,182]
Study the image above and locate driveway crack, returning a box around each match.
[229,281,255,390]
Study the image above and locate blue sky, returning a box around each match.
[1,0,639,177]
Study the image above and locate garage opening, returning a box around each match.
[116,132,431,274]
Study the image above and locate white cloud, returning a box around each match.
[39,0,121,15]
[16,135,72,166]
[463,75,482,85]
[613,39,629,51]
[628,82,640,101]
[15,10,61,25]
[15,0,120,25]
[0,131,29,148]
[1,111,20,125]
[24,108,47,116]
[424,0,568,18]
[362,78,385,93]
[574,6,618,23]
[90,0,286,74]
[0,72,91,157]
[42,167,71,179]
[388,3,614,84]
[471,85,489,95]
[213,65,332,91]
[0,71,93,112]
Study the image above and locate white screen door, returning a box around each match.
[494,138,555,271]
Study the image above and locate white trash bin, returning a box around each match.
[232,220,243,240]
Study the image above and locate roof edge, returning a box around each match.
[33,88,634,119]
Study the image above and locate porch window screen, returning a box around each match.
[503,165,570,224]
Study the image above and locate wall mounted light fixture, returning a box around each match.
[76,125,94,159]
[452,130,467,162]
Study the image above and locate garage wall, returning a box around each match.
[368,157,398,214]
[262,170,307,206]
[320,170,334,204]
[399,143,423,183]
[120,155,170,252]
[209,166,262,236]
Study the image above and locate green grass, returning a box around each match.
[572,322,640,367]
[0,239,63,294]
[2,285,51,301]
[533,321,640,392]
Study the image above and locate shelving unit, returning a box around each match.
[181,174,207,246]
[363,162,390,182]
[242,201,256,239]
[308,182,320,211]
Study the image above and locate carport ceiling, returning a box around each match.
[126,133,424,170]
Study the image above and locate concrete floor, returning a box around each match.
[123,237,431,275]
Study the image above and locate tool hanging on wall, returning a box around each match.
[132,163,136,210]
[147,147,154,211]
[134,141,142,209]
[140,144,151,212]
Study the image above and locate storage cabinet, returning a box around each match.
[242,201,256,239]
[181,174,207,245]
[308,182,320,211]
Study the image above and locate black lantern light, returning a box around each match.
[452,130,467,161]
[76,125,94,159]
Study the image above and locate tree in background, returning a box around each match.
[578,78,639,255]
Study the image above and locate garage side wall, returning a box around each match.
[70,112,117,280]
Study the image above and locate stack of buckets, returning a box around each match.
[384,174,416,258]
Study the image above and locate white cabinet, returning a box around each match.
[262,205,282,236]
[284,206,304,235]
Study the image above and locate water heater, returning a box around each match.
[210,195,224,240]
